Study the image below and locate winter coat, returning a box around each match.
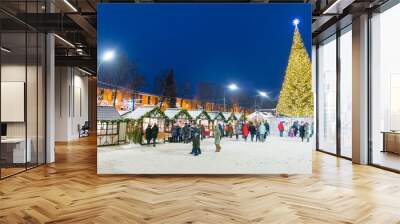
[183,125,190,137]
[192,128,201,148]
[214,125,222,144]
[218,124,224,136]
[278,122,284,132]
[234,124,241,135]
[172,126,178,137]
[151,125,159,139]
[299,125,306,137]
[265,123,270,132]
[242,123,249,136]
[145,126,152,140]
[258,124,267,135]
[305,124,311,136]
[249,124,256,135]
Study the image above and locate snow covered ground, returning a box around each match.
[97,136,313,174]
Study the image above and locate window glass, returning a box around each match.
[317,35,337,154]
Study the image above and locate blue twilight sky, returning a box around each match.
[98,3,311,99]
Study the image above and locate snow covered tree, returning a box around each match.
[276,23,313,117]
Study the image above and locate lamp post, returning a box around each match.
[254,91,269,110]
[97,50,115,74]
[97,50,115,106]
[224,83,238,111]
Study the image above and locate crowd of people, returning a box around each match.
[277,120,314,142]
[144,119,314,157]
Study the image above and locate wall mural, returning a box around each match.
[97,3,313,174]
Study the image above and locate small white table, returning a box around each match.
[1,138,31,163]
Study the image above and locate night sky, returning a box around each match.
[98,3,311,99]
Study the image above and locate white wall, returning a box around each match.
[55,67,89,141]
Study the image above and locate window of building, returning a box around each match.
[370,3,400,171]
[339,26,352,158]
[317,35,337,154]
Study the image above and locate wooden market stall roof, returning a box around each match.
[247,111,274,122]
[207,111,225,121]
[163,108,192,120]
[122,106,165,120]
[234,112,243,120]
[97,106,121,121]
[222,112,234,121]
[187,109,210,120]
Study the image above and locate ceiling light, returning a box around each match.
[54,34,75,48]
[322,0,353,15]
[78,67,93,76]
[63,0,78,12]
[1,47,11,53]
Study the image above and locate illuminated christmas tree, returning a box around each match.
[276,19,313,117]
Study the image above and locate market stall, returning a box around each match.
[247,111,274,124]
[188,110,211,137]
[234,112,244,121]
[122,106,168,143]
[97,106,125,146]
[164,108,193,130]
[207,111,226,136]
[222,112,235,123]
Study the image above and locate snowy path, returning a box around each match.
[98,136,312,174]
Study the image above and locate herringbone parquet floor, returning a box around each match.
[1,136,400,224]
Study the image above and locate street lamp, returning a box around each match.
[228,83,238,91]
[97,50,115,74]
[255,91,269,110]
[224,83,238,111]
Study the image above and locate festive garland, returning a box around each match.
[197,110,211,121]
[173,109,192,120]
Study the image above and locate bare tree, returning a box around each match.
[180,81,191,107]
[164,69,177,108]
[195,82,218,109]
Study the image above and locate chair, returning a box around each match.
[79,121,90,138]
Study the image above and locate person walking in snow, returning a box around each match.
[234,123,241,140]
[145,124,152,145]
[264,121,270,139]
[151,123,159,147]
[299,121,306,142]
[278,121,285,137]
[258,122,267,142]
[214,124,222,152]
[304,122,311,142]
[190,124,202,156]
[242,122,249,141]
[249,122,256,142]
[183,123,190,144]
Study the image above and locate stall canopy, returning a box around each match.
[222,112,234,121]
[188,109,210,120]
[247,111,274,122]
[122,106,165,120]
[234,112,243,120]
[97,106,121,121]
[207,111,225,121]
[164,108,192,120]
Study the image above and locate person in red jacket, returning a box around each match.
[242,122,250,141]
[278,121,285,137]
